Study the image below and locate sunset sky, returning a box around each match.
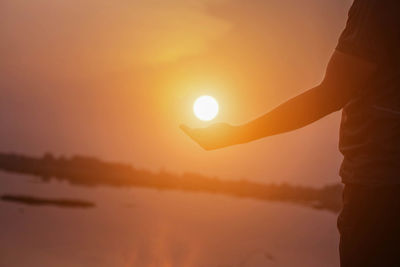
[1,0,353,186]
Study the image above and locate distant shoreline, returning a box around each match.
[1,194,95,208]
[0,152,343,213]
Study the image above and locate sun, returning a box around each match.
[193,95,219,121]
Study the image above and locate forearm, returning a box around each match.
[237,83,343,144]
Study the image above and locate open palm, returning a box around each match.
[180,123,241,151]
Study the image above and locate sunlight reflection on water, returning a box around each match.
[0,173,339,267]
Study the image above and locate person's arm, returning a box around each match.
[181,50,376,150]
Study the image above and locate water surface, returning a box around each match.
[0,172,339,267]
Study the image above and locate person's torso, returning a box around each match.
[339,0,400,184]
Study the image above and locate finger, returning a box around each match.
[180,125,205,147]
[179,124,193,137]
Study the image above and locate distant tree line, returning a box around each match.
[0,152,343,212]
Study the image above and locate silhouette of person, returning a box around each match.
[181,0,400,266]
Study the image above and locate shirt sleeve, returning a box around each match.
[336,0,399,64]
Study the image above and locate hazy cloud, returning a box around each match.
[1,0,232,76]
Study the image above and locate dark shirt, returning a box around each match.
[336,0,400,184]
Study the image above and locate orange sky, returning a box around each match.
[0,0,353,186]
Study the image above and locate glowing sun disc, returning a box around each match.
[193,95,219,121]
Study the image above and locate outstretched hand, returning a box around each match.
[180,123,243,151]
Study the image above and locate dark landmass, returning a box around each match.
[1,194,95,208]
[0,152,343,213]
